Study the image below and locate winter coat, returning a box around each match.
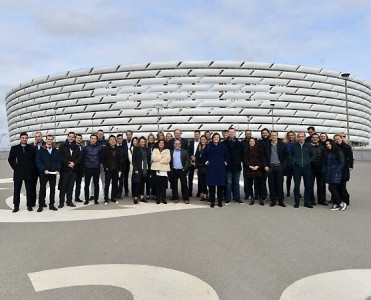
[132,146,148,183]
[8,144,36,181]
[323,151,345,184]
[261,140,288,169]
[202,142,230,186]
[83,143,101,169]
[311,143,326,169]
[59,140,82,171]
[224,138,244,172]
[36,146,61,173]
[289,142,314,168]
[151,148,171,172]
[244,146,263,178]
[102,145,122,171]
[338,143,354,181]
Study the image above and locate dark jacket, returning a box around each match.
[323,151,345,184]
[289,142,314,168]
[311,143,326,169]
[170,149,190,172]
[261,140,288,169]
[117,144,128,171]
[338,143,354,181]
[244,146,263,178]
[202,142,229,186]
[102,145,122,171]
[36,145,61,173]
[168,138,188,151]
[59,140,82,171]
[8,144,36,181]
[132,146,148,183]
[83,142,101,169]
[224,138,244,172]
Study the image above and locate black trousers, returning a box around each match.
[85,168,100,201]
[171,169,189,200]
[39,173,57,207]
[208,185,224,204]
[268,165,284,204]
[156,174,168,201]
[339,178,350,205]
[284,165,294,195]
[247,176,264,200]
[118,170,124,196]
[310,167,326,204]
[146,170,156,197]
[328,183,342,205]
[123,163,130,195]
[75,167,83,200]
[188,164,200,196]
[198,166,208,195]
[13,179,33,208]
[29,173,39,206]
[259,170,268,199]
[59,169,76,204]
[133,176,146,198]
[104,170,119,201]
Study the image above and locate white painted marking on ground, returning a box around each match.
[280,269,371,300]
[28,264,219,300]
[0,178,13,184]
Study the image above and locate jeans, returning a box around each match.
[226,171,241,201]
[85,168,100,201]
[39,173,57,207]
[293,165,312,205]
[310,167,326,204]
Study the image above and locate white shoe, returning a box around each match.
[330,204,340,211]
[340,202,347,211]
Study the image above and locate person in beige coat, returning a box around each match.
[151,139,171,204]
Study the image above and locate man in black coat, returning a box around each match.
[8,132,36,212]
[74,133,84,202]
[310,133,327,205]
[29,131,45,207]
[168,129,188,151]
[262,131,288,207]
[170,140,190,203]
[122,130,133,196]
[116,133,128,200]
[58,132,82,208]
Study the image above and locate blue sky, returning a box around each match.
[1,0,370,147]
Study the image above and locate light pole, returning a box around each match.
[341,73,350,144]
[91,115,94,134]
[270,103,275,131]
[54,106,57,141]
[155,103,164,133]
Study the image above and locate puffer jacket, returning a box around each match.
[311,143,326,169]
[83,143,101,169]
[323,151,345,184]
[151,148,171,172]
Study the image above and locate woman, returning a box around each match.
[244,138,264,206]
[334,133,353,206]
[146,133,156,200]
[202,133,229,208]
[195,135,208,201]
[319,133,328,146]
[323,139,346,211]
[165,133,173,143]
[283,131,296,197]
[128,137,138,197]
[151,139,170,204]
[156,131,165,142]
[132,136,148,204]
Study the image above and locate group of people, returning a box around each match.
[8,125,353,213]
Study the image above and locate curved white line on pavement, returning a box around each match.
[280,269,371,300]
[1,195,207,222]
[28,264,219,300]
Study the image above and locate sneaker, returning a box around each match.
[111,200,117,203]
[340,202,347,211]
[140,199,148,203]
[235,200,245,205]
[104,201,108,205]
[330,204,340,211]
[225,201,231,205]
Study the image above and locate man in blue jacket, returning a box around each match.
[83,134,102,205]
[36,135,61,212]
[289,132,315,208]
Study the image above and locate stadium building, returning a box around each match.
[5,61,371,146]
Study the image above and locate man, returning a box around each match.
[102,135,122,204]
[224,128,245,204]
[188,130,200,197]
[58,132,82,208]
[35,135,60,212]
[122,130,133,196]
[262,131,288,207]
[83,134,102,205]
[305,126,316,143]
[241,130,253,200]
[89,129,107,200]
[30,131,45,207]
[8,132,36,212]
[74,134,84,202]
[170,140,190,204]
[204,131,212,142]
[258,128,270,201]
[310,133,327,205]
[289,132,315,208]
[168,129,188,150]
[116,133,128,200]
[221,130,229,141]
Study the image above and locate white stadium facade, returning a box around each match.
[5,61,371,146]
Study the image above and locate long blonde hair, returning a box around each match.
[283,131,297,143]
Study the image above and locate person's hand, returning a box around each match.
[205,161,209,166]
[195,169,198,174]
[44,170,49,174]
[68,162,74,168]
[56,171,59,176]
[118,171,122,177]
[134,170,139,174]
[349,168,353,172]
[264,166,269,172]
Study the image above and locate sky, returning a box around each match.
[1,0,370,147]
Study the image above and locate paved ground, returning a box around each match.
[0,159,370,300]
